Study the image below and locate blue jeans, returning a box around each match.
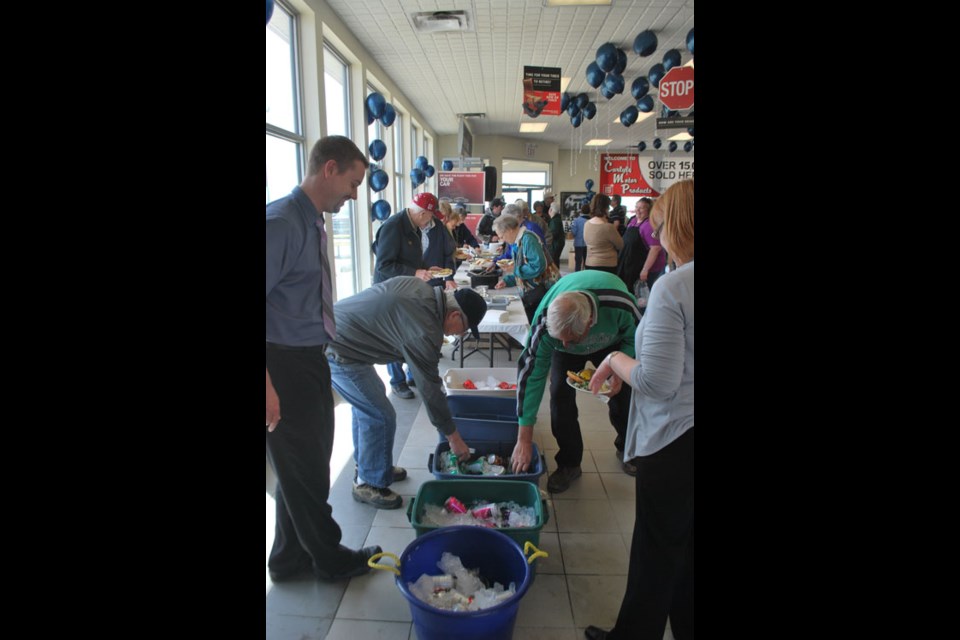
[328,358,397,488]
[387,361,414,386]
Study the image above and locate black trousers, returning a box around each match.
[265,343,357,577]
[610,427,695,640]
[549,347,631,468]
[574,246,587,271]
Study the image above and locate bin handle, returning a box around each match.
[523,541,549,565]
[427,453,435,472]
[405,498,415,523]
[541,498,550,525]
[367,551,401,576]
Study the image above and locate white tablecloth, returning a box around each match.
[477,300,529,344]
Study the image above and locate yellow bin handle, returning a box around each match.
[367,551,401,576]
[524,541,549,565]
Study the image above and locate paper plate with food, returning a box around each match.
[565,364,612,395]
[429,267,454,277]
[496,259,515,268]
[454,249,472,260]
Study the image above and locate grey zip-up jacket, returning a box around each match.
[326,276,457,435]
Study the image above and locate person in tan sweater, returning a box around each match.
[584,193,623,273]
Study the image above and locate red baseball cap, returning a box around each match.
[410,192,438,214]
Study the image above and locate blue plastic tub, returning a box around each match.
[443,395,518,442]
[375,526,542,640]
[429,439,547,482]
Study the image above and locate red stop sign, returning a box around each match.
[659,66,694,111]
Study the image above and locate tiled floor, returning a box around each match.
[266,261,675,639]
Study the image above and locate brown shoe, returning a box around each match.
[622,458,638,477]
[546,465,582,493]
[352,483,403,509]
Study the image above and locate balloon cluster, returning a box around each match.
[410,155,435,190]
[586,42,628,103]
[561,92,596,129]
[365,92,397,128]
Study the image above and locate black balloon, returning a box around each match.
[583,102,597,120]
[425,165,435,178]
[631,76,650,100]
[620,105,639,127]
[576,93,589,109]
[638,141,647,152]
[585,179,594,191]
[380,104,397,127]
[561,92,571,112]
[571,111,583,128]
[603,73,625,95]
[567,102,581,117]
[686,28,694,55]
[365,93,386,119]
[649,64,665,88]
[662,49,681,72]
[687,127,695,137]
[600,84,616,100]
[585,62,605,89]
[669,141,678,152]
[683,141,693,152]
[442,160,453,171]
[370,169,389,192]
[633,30,658,57]
[369,139,387,161]
[596,43,618,73]
[636,95,655,112]
[615,49,628,75]
[653,138,662,149]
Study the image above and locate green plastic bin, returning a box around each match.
[406,479,549,578]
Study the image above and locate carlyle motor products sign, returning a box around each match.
[599,153,695,196]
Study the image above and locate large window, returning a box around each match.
[265,3,304,204]
[393,111,404,208]
[324,45,358,298]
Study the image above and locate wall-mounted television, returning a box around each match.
[458,118,473,157]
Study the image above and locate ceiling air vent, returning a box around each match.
[410,11,473,34]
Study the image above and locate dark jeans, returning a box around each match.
[265,343,359,577]
[574,246,587,271]
[549,347,630,468]
[609,427,695,640]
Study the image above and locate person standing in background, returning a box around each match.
[584,194,623,274]
[608,194,627,236]
[265,135,382,582]
[584,179,694,640]
[477,197,504,241]
[638,199,667,292]
[547,201,565,268]
[571,202,591,271]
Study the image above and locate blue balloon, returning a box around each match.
[596,43,618,73]
[368,139,387,162]
[442,160,453,171]
[571,111,583,128]
[637,141,647,152]
[372,199,392,221]
[415,156,429,171]
[425,165,435,178]
[687,127,695,137]
[686,28,694,56]
[410,167,424,186]
[653,138,662,150]
[600,84,616,100]
[603,73,625,95]
[620,105,639,127]
[576,93,589,109]
[366,110,376,126]
[560,92,571,112]
[380,104,396,127]
[567,102,581,117]
[365,93,386,119]
[266,0,274,25]
[615,49,628,75]
[583,192,595,203]
[662,49,682,72]
[637,95,655,112]
[683,141,693,152]
[583,102,597,120]
[633,30,658,57]
[649,64,666,88]
[585,179,594,191]
[585,62,605,89]
[370,169,389,192]
[631,76,650,100]
[669,141,678,152]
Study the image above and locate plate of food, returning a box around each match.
[496,259,515,268]
[429,267,453,277]
[565,367,612,395]
[454,249,472,260]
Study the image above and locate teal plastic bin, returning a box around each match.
[429,439,547,482]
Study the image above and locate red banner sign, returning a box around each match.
[599,153,661,198]
[522,66,561,117]
[438,171,486,205]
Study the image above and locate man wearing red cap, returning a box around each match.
[372,192,456,399]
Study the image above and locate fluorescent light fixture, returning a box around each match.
[585,139,612,146]
[520,123,548,132]
[668,132,693,141]
[546,0,612,6]
[684,58,694,68]
[560,77,571,93]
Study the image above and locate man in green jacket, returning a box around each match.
[511,270,643,493]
